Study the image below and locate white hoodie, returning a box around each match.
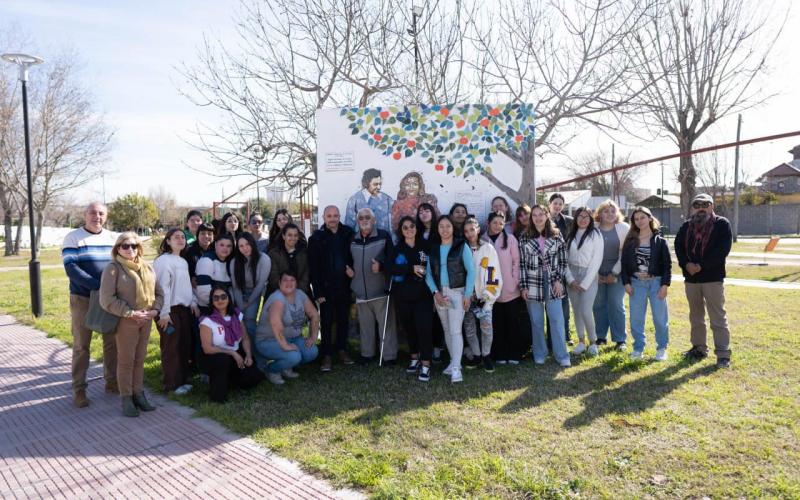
[468,240,503,309]
[565,228,604,290]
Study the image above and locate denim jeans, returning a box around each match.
[629,277,669,352]
[593,277,627,343]
[526,279,569,364]
[242,289,266,372]
[256,336,319,374]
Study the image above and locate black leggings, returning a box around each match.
[200,347,263,403]
[492,297,525,361]
[397,296,434,362]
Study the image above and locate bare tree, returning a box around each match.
[148,186,181,227]
[465,0,653,203]
[631,0,781,211]
[567,150,641,201]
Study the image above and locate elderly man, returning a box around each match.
[248,213,269,253]
[674,193,733,368]
[348,208,396,364]
[309,205,355,371]
[345,168,394,234]
[62,202,118,408]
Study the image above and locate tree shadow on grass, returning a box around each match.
[562,361,718,429]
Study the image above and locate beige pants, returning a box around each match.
[356,296,397,361]
[115,317,152,396]
[684,282,732,359]
[70,294,117,392]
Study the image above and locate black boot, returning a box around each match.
[122,396,139,417]
[132,392,156,412]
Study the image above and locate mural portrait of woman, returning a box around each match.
[391,171,439,230]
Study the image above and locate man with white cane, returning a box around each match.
[348,208,397,365]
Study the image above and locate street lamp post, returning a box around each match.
[408,3,424,97]
[2,53,44,318]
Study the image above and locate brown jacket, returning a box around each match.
[99,260,164,318]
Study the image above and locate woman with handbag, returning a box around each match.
[99,232,164,417]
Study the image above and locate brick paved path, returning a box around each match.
[0,315,362,499]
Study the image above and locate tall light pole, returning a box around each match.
[2,53,44,317]
[408,2,424,97]
[732,114,742,242]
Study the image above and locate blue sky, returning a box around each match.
[2,0,799,207]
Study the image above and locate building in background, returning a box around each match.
[757,145,800,194]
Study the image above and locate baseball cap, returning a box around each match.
[691,193,713,204]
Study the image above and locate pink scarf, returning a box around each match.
[202,308,243,347]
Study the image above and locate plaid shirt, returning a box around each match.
[518,234,567,302]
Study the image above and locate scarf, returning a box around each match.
[115,255,156,309]
[203,307,243,347]
[685,209,717,258]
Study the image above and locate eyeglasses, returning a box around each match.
[119,243,139,250]
[577,214,591,220]
[401,224,416,230]
[357,215,373,221]
[692,201,711,208]
[211,293,229,301]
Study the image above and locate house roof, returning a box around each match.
[758,160,800,180]
[636,194,681,207]
[542,190,591,205]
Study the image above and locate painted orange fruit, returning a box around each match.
[435,164,444,171]
[440,108,450,117]
[379,111,390,119]
[515,135,524,142]
[407,140,416,148]
[480,118,490,127]
[456,120,465,128]
[373,134,382,141]
[489,108,500,116]
[459,137,469,145]
[393,152,402,160]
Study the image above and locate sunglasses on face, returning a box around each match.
[577,214,591,220]
[119,243,138,250]
[402,224,416,230]
[692,202,711,208]
[211,293,229,301]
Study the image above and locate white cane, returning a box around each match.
[378,279,393,367]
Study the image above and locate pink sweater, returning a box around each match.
[482,232,520,303]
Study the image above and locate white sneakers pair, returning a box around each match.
[571,342,599,357]
[630,349,668,361]
[267,368,300,385]
[442,365,463,383]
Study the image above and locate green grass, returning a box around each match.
[1,268,799,498]
[671,262,800,283]
[731,242,800,255]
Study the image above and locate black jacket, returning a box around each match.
[621,233,672,286]
[552,213,574,238]
[184,241,212,279]
[388,240,431,302]
[266,244,311,297]
[308,223,354,300]
[674,216,732,283]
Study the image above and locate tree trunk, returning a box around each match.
[35,210,44,254]
[13,211,23,255]
[3,211,13,256]
[677,137,697,214]
[516,147,537,205]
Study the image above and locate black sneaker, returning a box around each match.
[418,365,431,382]
[406,359,420,374]
[432,348,443,364]
[464,356,480,369]
[382,359,397,367]
[596,338,608,346]
[684,347,708,360]
[358,355,374,366]
[483,356,495,373]
[715,357,731,369]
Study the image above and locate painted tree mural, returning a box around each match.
[340,103,537,204]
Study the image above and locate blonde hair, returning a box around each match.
[593,199,624,224]
[111,232,144,260]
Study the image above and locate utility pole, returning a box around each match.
[732,114,742,242]
[611,143,616,204]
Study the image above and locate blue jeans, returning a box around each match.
[242,289,266,371]
[593,277,627,343]
[256,336,319,374]
[526,280,569,364]
[629,277,669,352]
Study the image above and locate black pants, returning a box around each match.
[397,296,434,362]
[320,295,351,356]
[200,347,263,403]
[432,304,445,350]
[492,297,525,361]
[546,289,572,349]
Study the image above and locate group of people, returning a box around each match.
[63,191,733,414]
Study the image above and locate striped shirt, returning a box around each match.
[62,227,117,297]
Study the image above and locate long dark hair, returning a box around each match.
[209,284,237,316]
[431,214,456,245]
[485,211,508,250]
[233,233,261,291]
[624,206,661,249]
[513,204,531,238]
[396,215,421,247]
[158,227,186,256]
[280,223,307,251]
[269,209,294,250]
[566,207,597,249]
[524,204,559,239]
[490,196,512,223]
[217,212,242,239]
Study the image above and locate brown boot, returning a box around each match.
[105,381,119,394]
[73,390,90,408]
[321,355,333,372]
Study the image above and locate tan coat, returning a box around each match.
[99,260,164,318]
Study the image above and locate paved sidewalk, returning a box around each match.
[0,315,362,499]
[672,276,800,289]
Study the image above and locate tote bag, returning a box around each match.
[85,289,119,334]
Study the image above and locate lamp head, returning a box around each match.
[411,3,424,17]
[1,53,44,83]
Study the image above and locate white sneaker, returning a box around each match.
[655,349,668,361]
[507,360,520,365]
[442,365,453,376]
[496,360,508,365]
[572,342,586,355]
[281,368,300,379]
[587,344,599,356]
[174,384,193,395]
[558,358,571,367]
[450,368,463,383]
[267,372,285,385]
[630,350,643,360]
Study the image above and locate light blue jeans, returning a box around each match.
[628,277,669,352]
[593,277,627,343]
[526,277,569,364]
[242,289,266,372]
[256,336,319,374]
